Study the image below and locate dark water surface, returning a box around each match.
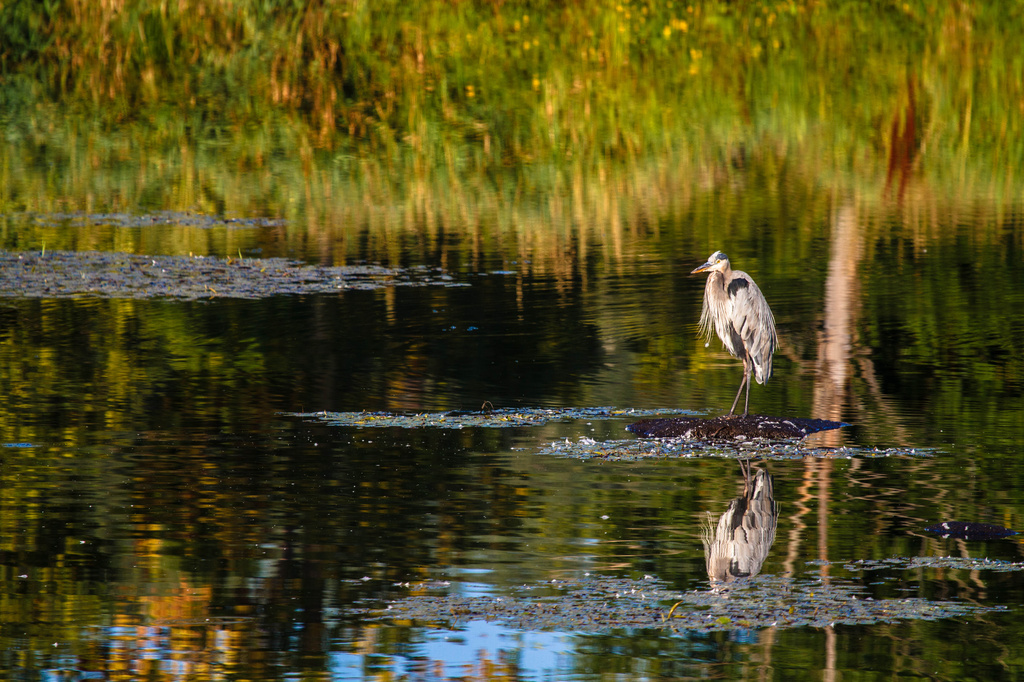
[1,193,1023,680]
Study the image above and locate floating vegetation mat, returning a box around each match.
[0,250,466,300]
[367,573,1002,633]
[287,407,688,429]
[540,437,937,461]
[288,407,935,460]
[627,415,846,439]
[21,210,286,229]
[822,556,1024,572]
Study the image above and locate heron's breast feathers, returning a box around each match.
[698,270,778,383]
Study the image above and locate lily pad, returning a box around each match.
[0,250,466,300]
[287,407,689,429]
[366,573,1002,633]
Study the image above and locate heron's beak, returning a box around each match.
[691,260,713,274]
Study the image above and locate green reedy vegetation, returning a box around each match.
[2,0,1022,187]
[0,0,1021,298]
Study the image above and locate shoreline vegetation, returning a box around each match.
[0,0,1021,260]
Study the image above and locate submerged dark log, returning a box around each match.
[924,522,1019,541]
[626,415,847,440]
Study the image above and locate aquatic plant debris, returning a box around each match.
[287,407,688,429]
[0,250,466,299]
[287,408,935,460]
[540,436,936,461]
[627,415,847,440]
[366,573,1002,633]
[829,556,1024,572]
[21,210,286,229]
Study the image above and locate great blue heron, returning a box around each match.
[691,251,778,416]
[702,460,779,584]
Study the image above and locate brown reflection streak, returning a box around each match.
[810,202,860,446]
[811,207,900,677]
[884,74,920,205]
[783,454,839,682]
[757,627,775,682]
[781,460,815,577]
[807,195,917,448]
[817,460,832,581]
[824,624,837,682]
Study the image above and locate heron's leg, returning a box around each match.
[743,364,752,416]
[728,364,749,415]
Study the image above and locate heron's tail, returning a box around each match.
[752,353,773,385]
[750,317,778,384]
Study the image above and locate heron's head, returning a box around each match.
[690,251,730,274]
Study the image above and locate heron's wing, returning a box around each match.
[700,272,745,358]
[726,272,778,384]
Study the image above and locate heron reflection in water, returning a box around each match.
[691,251,778,416]
[702,459,779,585]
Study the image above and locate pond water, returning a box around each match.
[1,167,1023,680]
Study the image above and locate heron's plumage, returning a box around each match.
[725,269,777,384]
[692,251,778,414]
[702,467,778,583]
